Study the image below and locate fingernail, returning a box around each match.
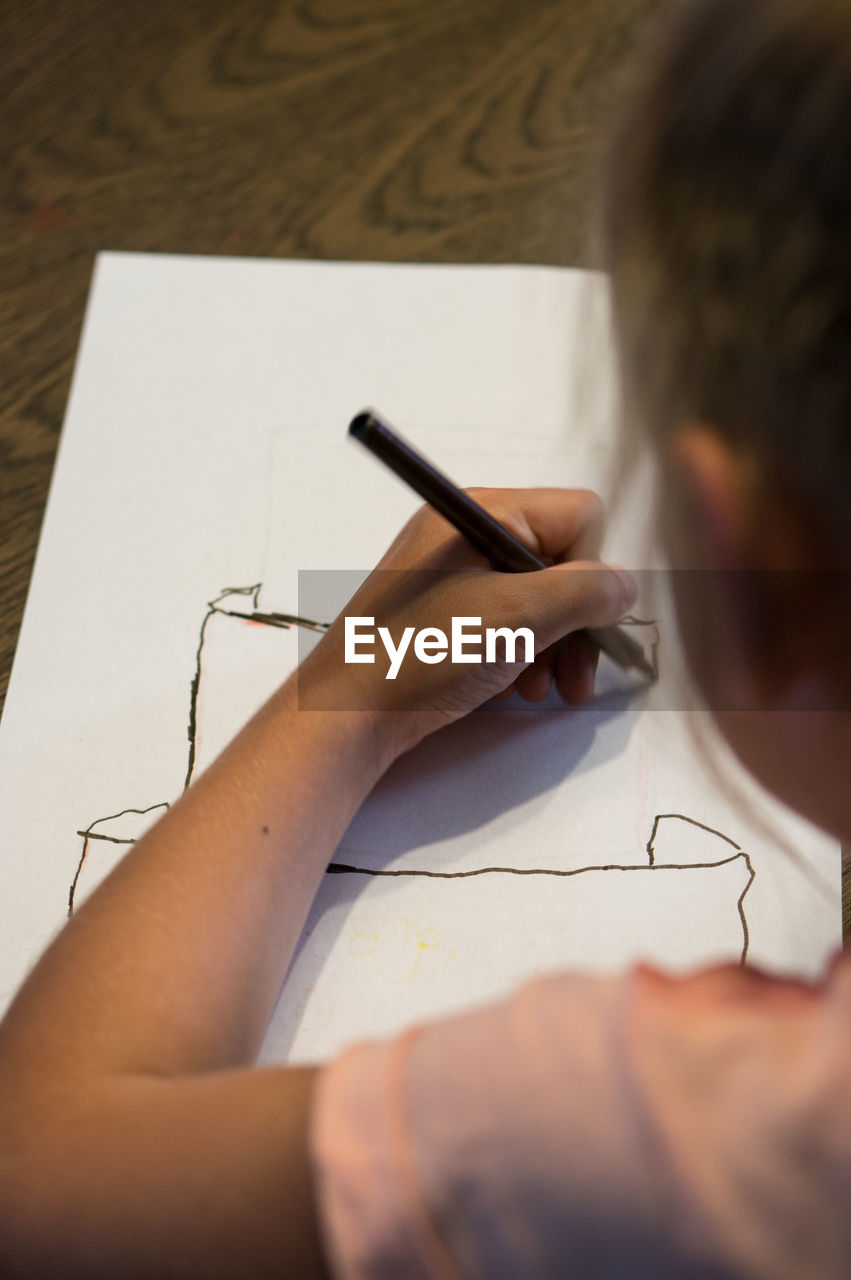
[612,566,638,605]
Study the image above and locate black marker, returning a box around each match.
[348,408,655,680]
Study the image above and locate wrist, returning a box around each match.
[274,675,402,793]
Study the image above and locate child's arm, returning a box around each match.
[0,488,635,1277]
[0,684,380,1277]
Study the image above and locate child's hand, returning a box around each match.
[297,488,636,764]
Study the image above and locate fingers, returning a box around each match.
[358,488,632,720]
[502,633,602,707]
[487,563,630,709]
[492,559,637,654]
[469,488,606,564]
[380,488,608,573]
[516,649,557,702]
[554,631,600,704]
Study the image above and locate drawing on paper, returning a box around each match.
[330,812,755,961]
[182,584,329,791]
[71,803,169,917]
[72,583,753,968]
[72,585,325,913]
[349,913,456,983]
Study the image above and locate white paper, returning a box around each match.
[0,253,840,1064]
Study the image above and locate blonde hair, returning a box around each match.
[600,0,851,550]
[594,0,850,908]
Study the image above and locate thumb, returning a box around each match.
[500,561,638,652]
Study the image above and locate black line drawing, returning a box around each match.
[329,815,755,962]
[72,804,169,917]
[646,812,755,959]
[621,614,661,682]
[184,585,328,790]
[71,585,753,963]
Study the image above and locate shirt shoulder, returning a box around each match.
[310,953,851,1279]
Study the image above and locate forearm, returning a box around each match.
[0,677,388,1085]
[0,489,635,1277]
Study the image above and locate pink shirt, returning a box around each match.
[311,953,851,1278]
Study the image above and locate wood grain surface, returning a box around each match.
[1,0,847,937]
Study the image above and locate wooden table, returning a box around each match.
[1,0,847,936]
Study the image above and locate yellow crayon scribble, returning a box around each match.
[349,913,455,984]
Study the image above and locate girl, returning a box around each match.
[0,0,848,1274]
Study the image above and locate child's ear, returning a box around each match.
[667,424,753,571]
[669,423,819,572]
[666,424,836,707]
[667,423,809,706]
[662,424,759,707]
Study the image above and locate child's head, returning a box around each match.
[601,0,851,837]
